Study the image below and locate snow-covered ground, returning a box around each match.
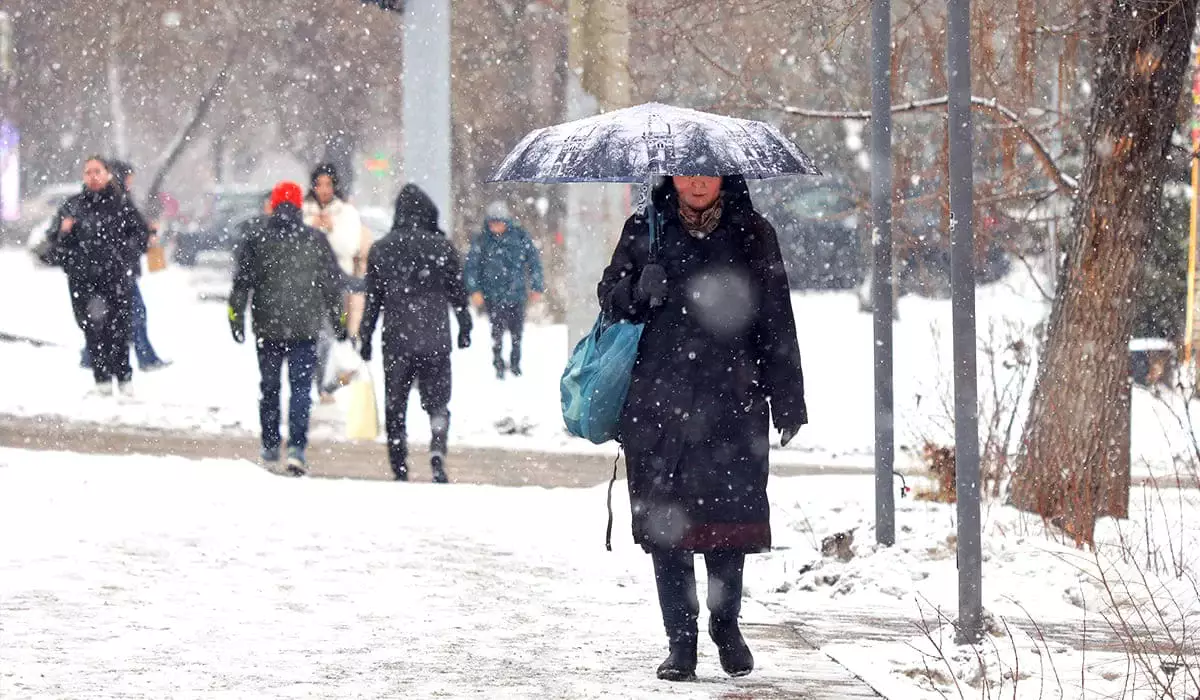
[2,447,1198,698]
[2,248,1197,480]
[0,448,865,698]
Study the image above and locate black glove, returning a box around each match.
[456,310,473,349]
[635,263,669,306]
[780,426,800,447]
[360,339,372,363]
[333,317,349,342]
[229,309,245,344]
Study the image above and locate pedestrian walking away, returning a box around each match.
[359,184,473,483]
[80,159,170,373]
[598,175,807,681]
[228,181,347,477]
[303,162,369,403]
[47,156,150,395]
[463,201,544,379]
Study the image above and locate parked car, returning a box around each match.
[752,179,863,290]
[172,186,267,266]
[6,182,79,245]
[754,177,1018,296]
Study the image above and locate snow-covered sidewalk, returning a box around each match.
[0,449,878,699]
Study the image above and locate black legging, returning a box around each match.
[651,550,745,644]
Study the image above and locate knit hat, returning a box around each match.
[485,200,511,220]
[270,181,304,211]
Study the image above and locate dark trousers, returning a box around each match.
[383,351,452,476]
[69,274,134,384]
[257,340,317,451]
[81,282,162,369]
[651,550,745,644]
[486,301,525,369]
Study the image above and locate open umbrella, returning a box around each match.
[490,102,820,184]
[492,103,821,462]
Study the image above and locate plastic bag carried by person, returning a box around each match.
[322,339,361,392]
[345,371,379,441]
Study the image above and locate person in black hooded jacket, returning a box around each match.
[359,184,473,483]
[597,174,806,682]
[53,156,150,394]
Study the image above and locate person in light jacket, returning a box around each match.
[303,162,370,402]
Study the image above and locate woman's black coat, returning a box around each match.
[597,177,807,553]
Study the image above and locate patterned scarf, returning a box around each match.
[678,194,724,239]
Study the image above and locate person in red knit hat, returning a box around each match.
[228,180,347,475]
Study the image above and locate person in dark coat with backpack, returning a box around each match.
[52,156,150,395]
[359,184,473,483]
[228,181,347,476]
[597,175,806,682]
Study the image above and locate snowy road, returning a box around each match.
[0,449,881,699]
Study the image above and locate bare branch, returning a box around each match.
[146,36,242,202]
[774,95,1079,194]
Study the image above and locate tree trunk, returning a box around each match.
[1011,0,1197,546]
[105,0,129,160]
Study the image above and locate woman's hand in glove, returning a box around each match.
[635,264,669,307]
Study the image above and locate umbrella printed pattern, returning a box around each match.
[491,102,820,183]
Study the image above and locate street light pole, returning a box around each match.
[401,0,453,235]
[870,0,895,547]
[947,0,982,645]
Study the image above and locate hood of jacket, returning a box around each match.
[391,184,441,234]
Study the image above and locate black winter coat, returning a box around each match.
[228,203,344,342]
[52,184,149,283]
[360,185,472,357]
[597,177,807,554]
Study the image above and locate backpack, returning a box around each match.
[560,210,659,444]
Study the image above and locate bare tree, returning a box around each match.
[1010,0,1198,545]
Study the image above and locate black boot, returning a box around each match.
[431,454,449,484]
[656,636,697,681]
[392,465,409,481]
[652,550,700,681]
[709,617,754,677]
[704,551,753,677]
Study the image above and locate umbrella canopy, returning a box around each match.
[490,102,821,184]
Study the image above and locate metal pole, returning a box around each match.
[402,0,453,235]
[871,0,895,547]
[1185,53,1200,364]
[947,0,982,645]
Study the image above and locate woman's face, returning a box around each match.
[83,159,111,192]
[673,175,722,210]
[314,175,336,205]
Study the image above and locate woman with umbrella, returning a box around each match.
[598,173,807,681]
[493,103,813,682]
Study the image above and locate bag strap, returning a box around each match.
[646,198,661,264]
[605,447,621,551]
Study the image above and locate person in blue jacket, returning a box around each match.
[464,201,544,379]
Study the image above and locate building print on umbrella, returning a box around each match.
[643,115,675,175]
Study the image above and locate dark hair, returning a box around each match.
[107,160,134,192]
[308,162,344,201]
[84,155,110,171]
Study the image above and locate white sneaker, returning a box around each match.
[117,381,134,398]
[89,382,114,398]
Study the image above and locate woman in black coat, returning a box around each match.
[597,175,806,681]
